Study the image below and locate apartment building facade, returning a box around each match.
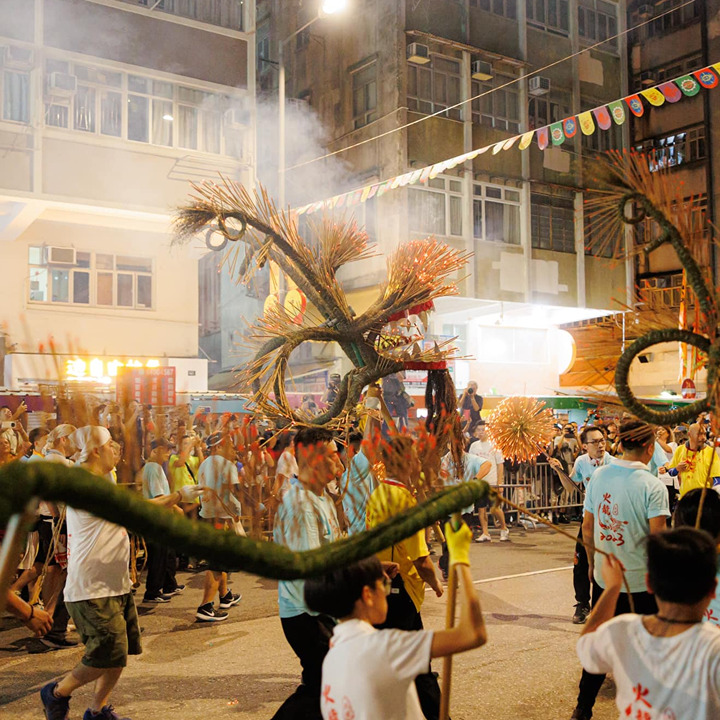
[0,0,255,393]
[256,0,629,396]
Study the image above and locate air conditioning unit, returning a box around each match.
[528,76,550,96]
[48,246,76,265]
[407,42,431,65]
[471,60,493,81]
[1,45,34,68]
[637,4,653,19]
[639,70,656,86]
[48,72,77,95]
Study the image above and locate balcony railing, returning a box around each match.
[118,0,244,31]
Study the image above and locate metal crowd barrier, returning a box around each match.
[496,461,584,527]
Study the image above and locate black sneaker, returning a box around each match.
[166,584,185,595]
[40,681,70,720]
[196,603,228,622]
[218,591,242,609]
[572,603,591,624]
[83,705,131,720]
[142,593,172,604]
[40,634,79,649]
[570,705,592,720]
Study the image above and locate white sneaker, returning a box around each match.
[500,529,510,542]
[475,533,491,543]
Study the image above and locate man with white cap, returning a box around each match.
[40,427,203,720]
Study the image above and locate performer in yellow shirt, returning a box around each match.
[664,423,720,497]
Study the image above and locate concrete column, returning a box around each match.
[517,0,531,302]
[574,191,586,308]
[462,49,475,297]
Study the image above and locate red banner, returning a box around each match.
[117,367,176,407]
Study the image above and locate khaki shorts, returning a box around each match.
[66,593,142,668]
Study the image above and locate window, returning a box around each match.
[526,0,570,35]
[473,183,521,245]
[257,32,270,72]
[578,1,617,49]
[43,60,237,156]
[528,94,571,130]
[128,0,244,31]
[645,0,699,38]
[634,125,706,172]
[2,70,30,124]
[352,61,377,129]
[28,247,153,309]
[631,54,702,92]
[408,176,463,237]
[471,75,520,133]
[469,0,517,19]
[408,55,462,120]
[531,192,575,253]
[581,109,623,154]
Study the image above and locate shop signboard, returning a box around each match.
[117,367,176,406]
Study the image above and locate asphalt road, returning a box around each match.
[1,523,617,720]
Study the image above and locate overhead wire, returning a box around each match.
[285,0,698,173]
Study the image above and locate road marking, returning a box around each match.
[473,565,573,585]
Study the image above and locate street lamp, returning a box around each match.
[278,0,348,209]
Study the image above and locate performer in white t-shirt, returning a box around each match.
[304,521,487,720]
[577,528,720,720]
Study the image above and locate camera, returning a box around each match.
[1,421,16,430]
[467,388,474,394]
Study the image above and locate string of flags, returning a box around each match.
[295,62,720,217]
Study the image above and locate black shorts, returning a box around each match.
[36,516,59,567]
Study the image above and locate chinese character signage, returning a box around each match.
[117,367,176,407]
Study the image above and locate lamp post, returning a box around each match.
[277,0,347,209]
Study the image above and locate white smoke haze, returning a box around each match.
[254,96,359,209]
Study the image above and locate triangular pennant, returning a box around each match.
[336,193,347,207]
[407,169,424,185]
[360,185,372,202]
[713,62,720,75]
[518,131,534,150]
[536,127,549,150]
[366,184,379,200]
[694,67,718,89]
[296,205,310,216]
[592,106,612,130]
[608,100,626,125]
[625,94,645,117]
[578,111,595,135]
[492,141,505,155]
[658,81,682,103]
[641,88,666,106]
[390,175,403,189]
[550,122,565,145]
[376,181,390,197]
[398,172,414,187]
[502,136,519,150]
[419,166,433,183]
[676,75,701,96]
[562,116,577,138]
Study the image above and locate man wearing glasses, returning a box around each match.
[549,426,615,625]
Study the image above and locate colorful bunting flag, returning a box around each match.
[694,67,718,89]
[518,131,534,150]
[659,82,682,103]
[550,122,565,146]
[298,59,720,215]
[625,94,645,117]
[563,116,578,138]
[537,127,549,150]
[641,88,666,106]
[592,106,612,130]
[676,75,700,96]
[608,100,626,125]
[578,111,595,135]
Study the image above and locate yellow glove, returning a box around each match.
[445,520,473,566]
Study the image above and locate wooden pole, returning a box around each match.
[439,512,461,720]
